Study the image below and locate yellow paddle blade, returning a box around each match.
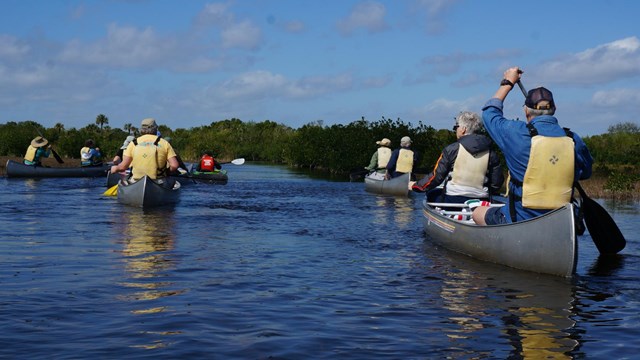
[103,184,118,196]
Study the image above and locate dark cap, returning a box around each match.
[525,87,555,110]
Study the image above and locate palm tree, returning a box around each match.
[54,122,65,134]
[95,114,109,131]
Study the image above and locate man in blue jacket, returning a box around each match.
[472,66,593,225]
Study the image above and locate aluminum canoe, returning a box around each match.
[117,175,181,208]
[422,200,577,277]
[5,160,110,178]
[364,172,410,196]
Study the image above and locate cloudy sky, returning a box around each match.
[1,0,639,135]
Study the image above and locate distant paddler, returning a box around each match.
[23,136,51,166]
[110,118,179,187]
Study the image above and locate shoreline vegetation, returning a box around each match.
[1,118,638,201]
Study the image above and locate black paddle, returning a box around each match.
[515,78,626,254]
[349,168,371,181]
[574,182,626,254]
[49,147,64,164]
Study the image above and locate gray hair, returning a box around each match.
[526,106,556,117]
[456,111,482,134]
[140,124,157,135]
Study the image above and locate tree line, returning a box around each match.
[0,116,638,180]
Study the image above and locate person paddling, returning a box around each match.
[80,139,103,167]
[195,151,221,172]
[364,138,391,180]
[472,67,593,225]
[23,136,51,166]
[110,118,179,187]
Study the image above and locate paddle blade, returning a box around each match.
[576,183,626,254]
[103,184,118,196]
[50,148,64,164]
[230,158,245,165]
[349,168,370,181]
[582,197,626,254]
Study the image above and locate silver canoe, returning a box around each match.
[422,200,577,277]
[364,172,410,196]
[6,159,110,178]
[117,176,181,208]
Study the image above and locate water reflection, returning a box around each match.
[426,248,578,358]
[115,208,185,349]
[587,254,625,276]
[372,196,414,228]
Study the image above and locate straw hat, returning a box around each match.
[31,136,49,148]
[376,138,391,146]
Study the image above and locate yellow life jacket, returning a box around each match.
[24,145,38,163]
[130,135,163,180]
[377,147,391,169]
[450,144,489,190]
[521,133,575,209]
[395,148,414,173]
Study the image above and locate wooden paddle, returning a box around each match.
[516,78,626,254]
[575,182,626,254]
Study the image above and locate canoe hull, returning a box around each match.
[422,200,577,277]
[117,176,181,208]
[364,172,410,196]
[6,160,110,178]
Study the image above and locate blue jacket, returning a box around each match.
[482,98,593,222]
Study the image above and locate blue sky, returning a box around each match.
[1,0,638,136]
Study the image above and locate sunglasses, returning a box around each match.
[452,124,459,131]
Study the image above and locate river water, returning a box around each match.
[1,163,638,359]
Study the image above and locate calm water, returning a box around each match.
[1,163,638,359]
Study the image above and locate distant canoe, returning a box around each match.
[106,169,228,187]
[117,175,181,208]
[5,160,110,178]
[364,172,410,196]
[189,170,228,185]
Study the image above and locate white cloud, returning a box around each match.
[361,74,392,88]
[219,70,288,99]
[194,2,235,28]
[411,0,461,34]
[535,36,640,85]
[337,1,389,36]
[592,88,640,107]
[216,70,355,101]
[0,35,30,60]
[59,24,176,68]
[288,73,354,98]
[221,20,262,50]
